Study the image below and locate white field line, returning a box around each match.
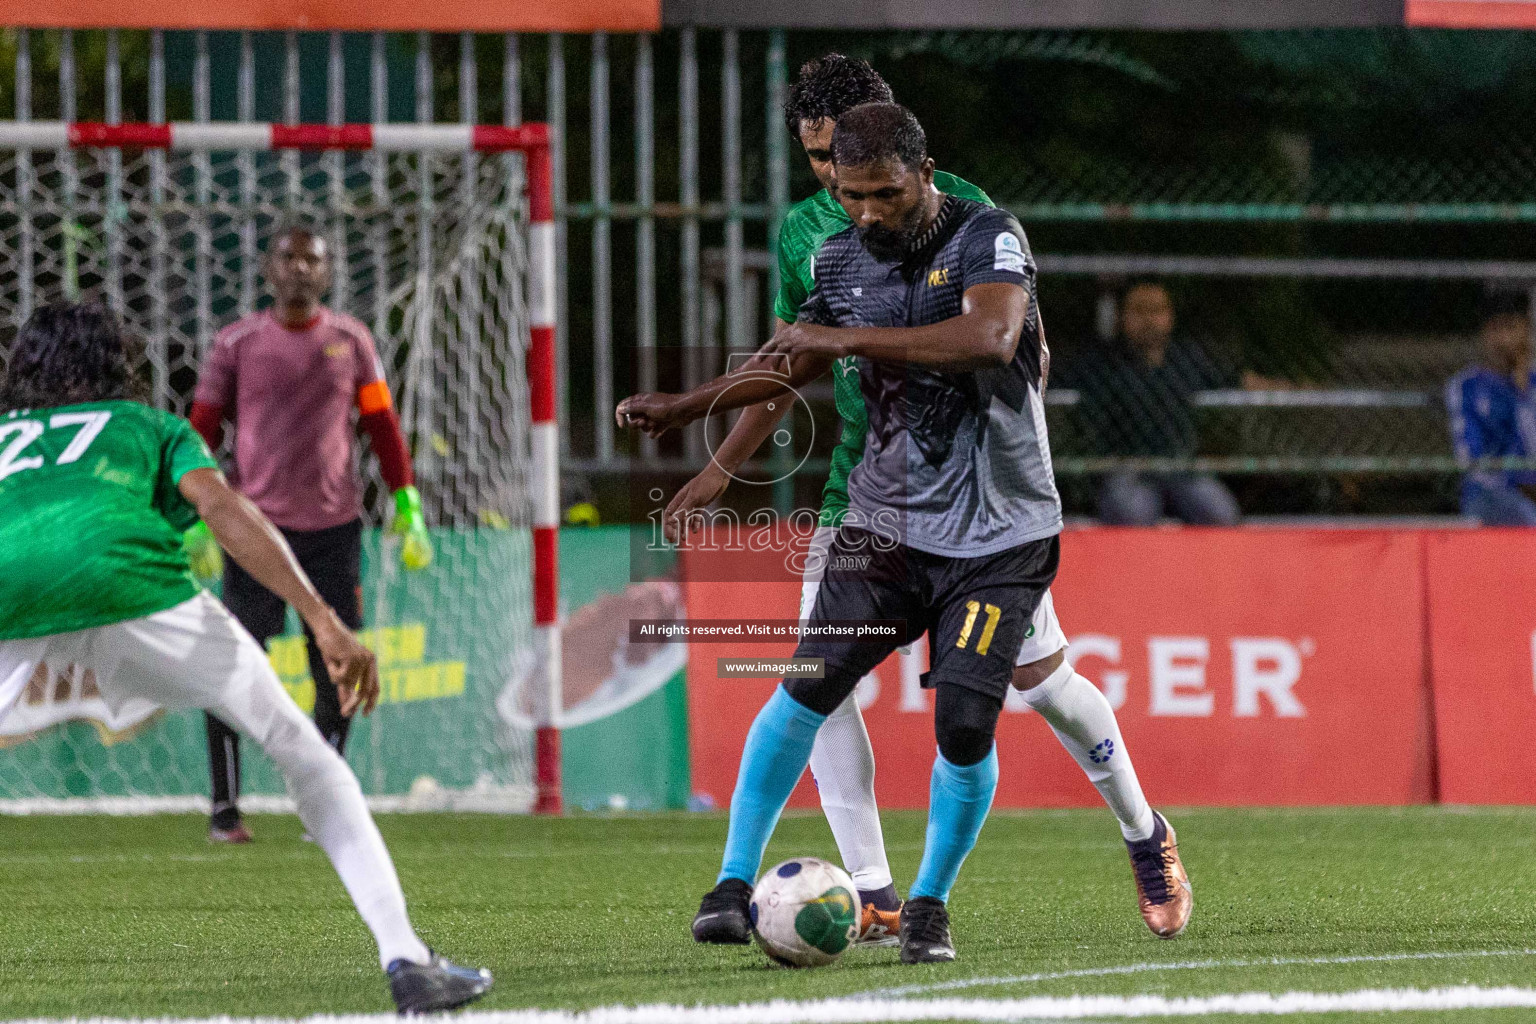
[864,946,1536,998]
[11,986,1536,1024]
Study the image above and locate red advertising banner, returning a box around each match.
[683,528,1434,810]
[1425,531,1536,804]
[1406,0,1536,27]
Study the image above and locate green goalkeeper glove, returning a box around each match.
[391,486,433,571]
[182,520,224,583]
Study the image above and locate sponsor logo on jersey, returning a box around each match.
[325,342,351,359]
[994,232,1028,274]
[926,267,952,286]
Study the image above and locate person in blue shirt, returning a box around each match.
[1446,293,1536,526]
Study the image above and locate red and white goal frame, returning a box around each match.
[0,119,564,814]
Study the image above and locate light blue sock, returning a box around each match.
[909,746,999,903]
[718,686,828,884]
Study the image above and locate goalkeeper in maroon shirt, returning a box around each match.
[185,222,431,843]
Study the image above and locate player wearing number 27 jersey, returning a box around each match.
[0,302,490,1012]
[0,401,213,639]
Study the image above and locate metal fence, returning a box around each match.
[5,27,1536,517]
[0,27,798,477]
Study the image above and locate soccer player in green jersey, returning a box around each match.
[620,55,1190,942]
[0,302,491,1013]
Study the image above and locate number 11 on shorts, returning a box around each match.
[956,600,1001,656]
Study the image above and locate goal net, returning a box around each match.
[0,126,546,812]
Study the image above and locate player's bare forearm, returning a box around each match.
[845,323,1006,369]
[712,398,792,475]
[617,347,832,436]
[683,351,828,420]
[180,468,378,712]
[177,468,333,630]
[671,370,786,423]
[659,402,787,544]
[768,283,1030,371]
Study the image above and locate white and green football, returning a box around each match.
[749,857,862,968]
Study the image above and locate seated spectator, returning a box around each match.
[1074,281,1242,526]
[1446,294,1536,526]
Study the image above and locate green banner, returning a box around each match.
[0,527,691,810]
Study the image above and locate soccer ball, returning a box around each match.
[749,857,862,968]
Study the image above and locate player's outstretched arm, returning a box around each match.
[705,396,791,478]
[766,283,1029,371]
[660,398,793,543]
[177,467,380,715]
[616,344,833,438]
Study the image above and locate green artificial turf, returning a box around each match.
[2,807,1534,1021]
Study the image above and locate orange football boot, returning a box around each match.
[856,900,901,947]
[1125,811,1192,938]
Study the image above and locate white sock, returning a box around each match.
[1024,661,1156,842]
[808,691,893,890]
[254,698,433,970]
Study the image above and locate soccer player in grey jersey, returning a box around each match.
[623,61,1189,949]
[791,163,1058,557]
[685,103,1196,964]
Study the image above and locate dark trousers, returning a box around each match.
[206,518,364,827]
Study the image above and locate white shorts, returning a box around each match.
[799,525,1068,668]
[0,592,311,744]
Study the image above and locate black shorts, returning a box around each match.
[223,517,364,644]
[793,526,1059,703]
